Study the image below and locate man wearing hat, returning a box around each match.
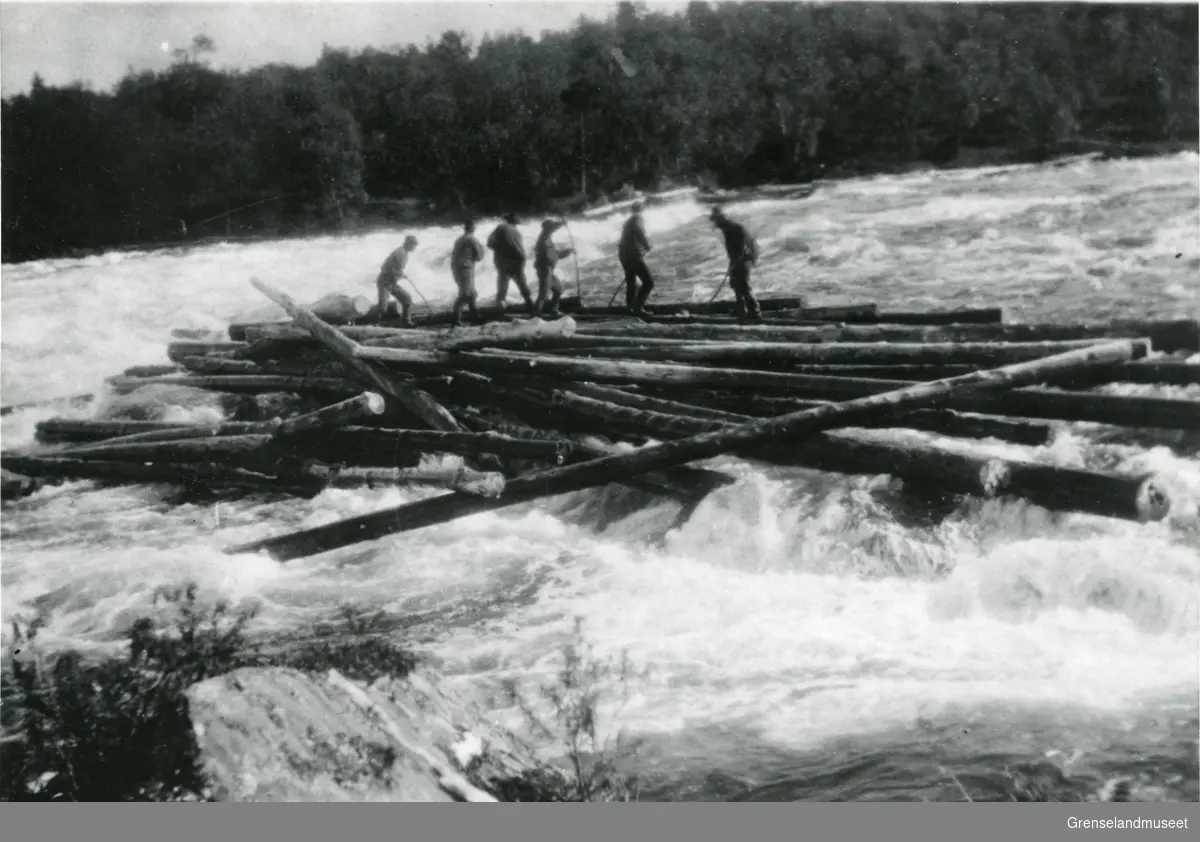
[532,218,574,318]
[487,213,534,316]
[619,201,655,314]
[375,233,419,326]
[450,219,486,326]
[709,206,762,321]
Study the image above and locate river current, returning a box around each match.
[2,153,1198,801]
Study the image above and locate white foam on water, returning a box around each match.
[2,153,1198,781]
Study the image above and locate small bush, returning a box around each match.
[1,584,252,801]
[500,618,645,802]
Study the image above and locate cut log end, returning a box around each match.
[1135,477,1172,523]
[361,392,388,415]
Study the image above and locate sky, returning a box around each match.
[0,0,662,98]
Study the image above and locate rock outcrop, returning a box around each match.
[186,666,547,802]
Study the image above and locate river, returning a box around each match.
[2,152,1198,801]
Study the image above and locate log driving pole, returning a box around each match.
[224,341,1139,561]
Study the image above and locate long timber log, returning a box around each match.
[537,391,1166,523]
[249,278,465,432]
[578,297,808,319]
[42,393,387,450]
[227,297,586,339]
[48,434,280,466]
[574,319,1200,353]
[643,305,1005,326]
[236,317,579,352]
[557,339,1150,366]
[35,419,218,445]
[326,466,506,497]
[565,383,754,423]
[290,427,573,463]
[52,426,566,468]
[0,456,323,496]
[356,344,1198,430]
[224,340,1138,560]
[167,341,247,362]
[548,387,1054,446]
[105,373,364,397]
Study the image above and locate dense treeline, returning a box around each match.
[3,2,1196,263]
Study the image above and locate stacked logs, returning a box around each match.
[3,279,1197,561]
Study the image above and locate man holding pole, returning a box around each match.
[376,234,418,327]
[451,220,485,326]
[487,213,534,317]
[533,218,574,318]
[619,201,655,315]
[710,206,761,322]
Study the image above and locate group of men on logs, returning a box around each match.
[374,203,762,327]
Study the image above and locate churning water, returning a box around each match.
[2,153,1198,801]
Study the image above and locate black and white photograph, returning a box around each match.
[1,0,1197,809]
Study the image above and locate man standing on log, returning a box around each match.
[619,201,655,315]
[451,220,485,326]
[376,234,418,327]
[710,206,761,322]
[487,213,534,317]
[533,219,574,318]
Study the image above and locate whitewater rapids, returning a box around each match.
[2,152,1198,801]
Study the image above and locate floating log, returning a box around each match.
[532,391,1164,523]
[167,341,247,362]
[121,364,183,378]
[225,341,1138,560]
[171,328,225,341]
[762,306,1004,326]
[548,387,1054,446]
[172,356,267,375]
[558,339,1150,366]
[564,383,754,423]
[562,296,810,320]
[37,418,263,445]
[358,344,1199,430]
[734,360,1200,386]
[575,318,1200,353]
[104,374,365,397]
[749,438,1168,523]
[227,296,588,339]
[0,456,323,496]
[327,466,506,497]
[51,433,280,466]
[289,427,574,464]
[250,279,465,433]
[237,317,579,353]
[47,393,388,451]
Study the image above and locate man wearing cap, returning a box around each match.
[619,201,655,314]
[533,218,574,318]
[450,220,485,326]
[709,206,762,321]
[376,234,418,326]
[487,213,534,316]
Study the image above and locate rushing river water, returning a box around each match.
[2,153,1199,801]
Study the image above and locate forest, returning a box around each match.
[2,1,1197,263]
